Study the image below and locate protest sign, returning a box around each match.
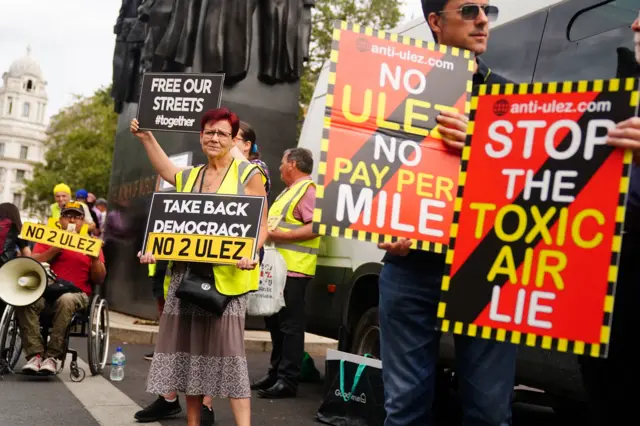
[156,152,193,191]
[312,21,475,253]
[20,222,102,257]
[136,73,224,133]
[438,78,639,358]
[142,192,264,265]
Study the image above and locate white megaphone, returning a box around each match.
[0,257,52,307]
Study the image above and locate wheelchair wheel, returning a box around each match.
[0,306,22,374]
[87,296,109,376]
[69,359,86,382]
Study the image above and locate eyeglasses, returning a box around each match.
[202,129,232,140]
[61,213,83,220]
[440,4,499,22]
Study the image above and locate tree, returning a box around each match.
[24,86,117,217]
[298,0,404,132]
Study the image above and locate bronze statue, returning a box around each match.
[111,0,146,113]
[111,0,315,109]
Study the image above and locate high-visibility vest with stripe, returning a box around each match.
[163,160,262,299]
[267,178,320,276]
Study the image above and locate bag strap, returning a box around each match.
[339,353,372,402]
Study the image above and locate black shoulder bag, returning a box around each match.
[175,262,231,316]
[174,165,232,316]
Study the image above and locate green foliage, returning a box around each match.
[298,0,404,133]
[23,86,117,216]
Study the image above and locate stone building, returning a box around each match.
[0,46,48,222]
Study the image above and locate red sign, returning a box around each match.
[439,78,638,358]
[312,21,474,252]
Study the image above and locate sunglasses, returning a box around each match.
[440,4,499,22]
[61,213,83,220]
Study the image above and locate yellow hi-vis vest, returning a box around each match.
[267,178,320,276]
[163,159,262,299]
[148,264,156,277]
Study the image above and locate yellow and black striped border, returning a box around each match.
[436,77,639,358]
[312,19,474,254]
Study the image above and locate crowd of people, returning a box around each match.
[0,188,107,375]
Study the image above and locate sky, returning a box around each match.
[0,0,564,123]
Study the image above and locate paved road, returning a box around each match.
[0,337,580,425]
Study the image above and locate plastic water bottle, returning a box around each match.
[110,347,126,381]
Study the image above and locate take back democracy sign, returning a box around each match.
[136,73,224,133]
[312,21,474,253]
[142,192,264,265]
[438,78,639,358]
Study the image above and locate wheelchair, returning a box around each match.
[0,289,110,382]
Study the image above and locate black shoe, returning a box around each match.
[257,380,297,399]
[134,396,181,422]
[250,374,277,391]
[200,404,215,425]
[144,352,154,361]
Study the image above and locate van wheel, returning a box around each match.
[350,307,380,358]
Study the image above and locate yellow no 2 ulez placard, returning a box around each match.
[20,222,102,257]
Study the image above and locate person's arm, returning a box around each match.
[269,184,319,243]
[244,173,268,250]
[81,204,96,231]
[89,250,106,284]
[130,118,186,185]
[31,246,62,263]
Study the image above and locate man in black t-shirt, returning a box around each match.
[376,2,516,425]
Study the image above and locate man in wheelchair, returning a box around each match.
[15,202,106,375]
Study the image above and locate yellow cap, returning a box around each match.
[53,183,71,196]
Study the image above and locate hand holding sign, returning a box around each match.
[130,118,152,143]
[236,256,258,270]
[607,116,640,156]
[436,110,470,152]
[138,251,156,264]
[377,238,412,256]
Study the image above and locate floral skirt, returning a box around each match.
[146,263,250,398]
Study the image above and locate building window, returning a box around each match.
[13,193,22,209]
[15,170,25,183]
[26,79,34,92]
[0,143,4,156]
[0,168,5,181]
[6,97,13,115]
[22,102,30,118]
[20,145,28,160]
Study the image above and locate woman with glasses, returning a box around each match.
[130,108,267,426]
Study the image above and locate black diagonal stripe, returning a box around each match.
[320,56,473,228]
[445,86,638,323]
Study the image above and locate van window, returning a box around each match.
[569,0,637,41]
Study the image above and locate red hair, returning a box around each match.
[200,107,240,137]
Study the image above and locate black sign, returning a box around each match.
[136,72,225,133]
[142,192,264,265]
